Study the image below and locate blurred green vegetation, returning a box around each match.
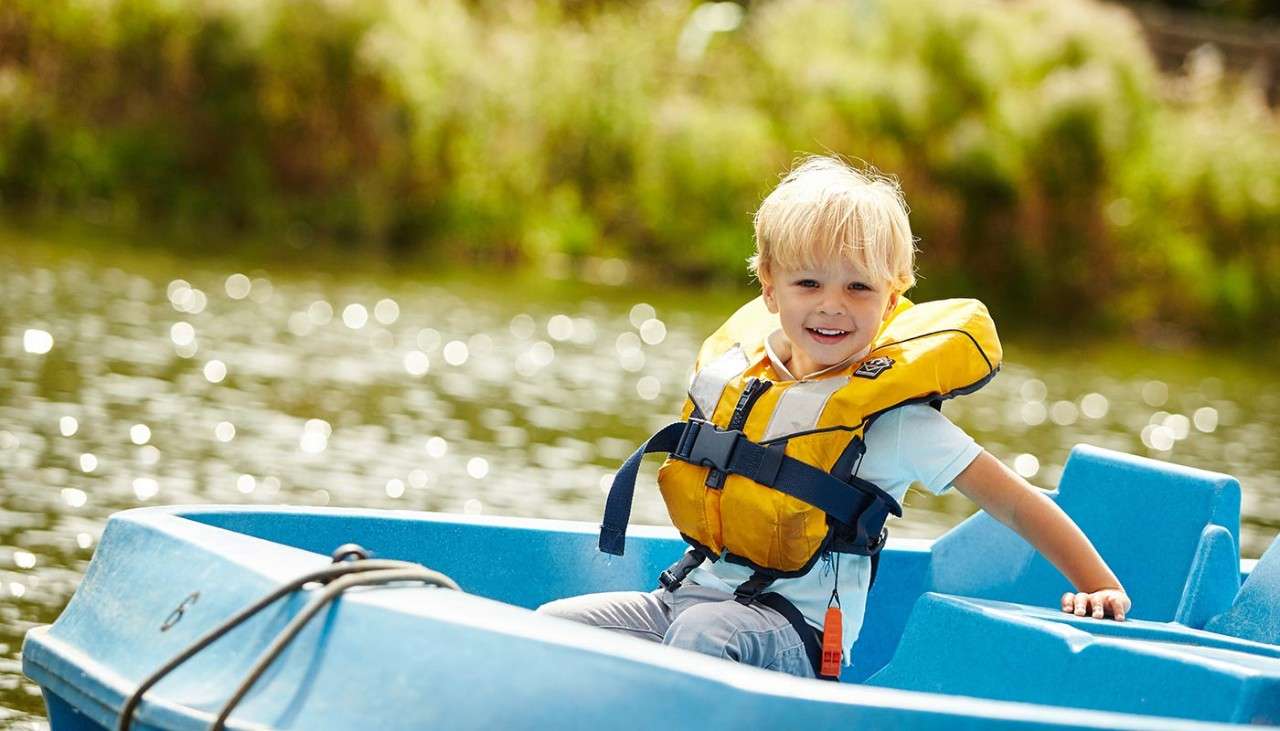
[0,0,1277,337]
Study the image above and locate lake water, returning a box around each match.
[2,237,1278,726]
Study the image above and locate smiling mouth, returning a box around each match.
[806,327,849,342]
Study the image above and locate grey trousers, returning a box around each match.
[537,584,816,678]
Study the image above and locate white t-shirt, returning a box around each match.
[686,402,982,663]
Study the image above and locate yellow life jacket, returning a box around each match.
[599,297,1001,591]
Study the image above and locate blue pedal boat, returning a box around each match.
[22,444,1280,730]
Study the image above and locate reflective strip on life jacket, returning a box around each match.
[688,345,749,418]
[762,375,851,442]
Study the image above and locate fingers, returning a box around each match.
[1109,593,1128,622]
[1064,588,1136,624]
[1060,592,1090,616]
[1060,590,1130,621]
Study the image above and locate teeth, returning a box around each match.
[812,328,846,336]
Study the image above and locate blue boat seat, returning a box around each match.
[1204,533,1280,645]
[929,443,1241,620]
[874,533,1280,668]
[866,592,1280,725]
[851,444,1242,681]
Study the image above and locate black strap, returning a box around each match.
[598,422,686,555]
[755,592,832,681]
[599,420,902,557]
[732,571,776,605]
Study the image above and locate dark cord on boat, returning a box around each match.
[116,548,460,731]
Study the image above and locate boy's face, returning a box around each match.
[761,256,899,380]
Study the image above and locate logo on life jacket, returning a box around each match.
[854,356,895,379]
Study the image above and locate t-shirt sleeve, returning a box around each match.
[866,403,982,496]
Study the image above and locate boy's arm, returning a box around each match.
[951,450,1132,621]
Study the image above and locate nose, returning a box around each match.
[817,293,845,317]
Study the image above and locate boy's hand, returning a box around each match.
[1061,588,1131,621]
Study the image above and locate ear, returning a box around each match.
[882,291,900,321]
[761,276,779,314]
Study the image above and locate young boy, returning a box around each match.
[539,155,1131,678]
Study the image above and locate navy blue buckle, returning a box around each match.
[867,527,888,554]
[679,422,741,473]
[659,569,682,591]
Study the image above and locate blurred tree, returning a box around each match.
[0,0,1276,338]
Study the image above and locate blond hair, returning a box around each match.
[749,156,917,293]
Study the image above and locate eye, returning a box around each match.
[848,282,872,292]
[795,279,819,288]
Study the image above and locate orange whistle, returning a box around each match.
[820,605,842,678]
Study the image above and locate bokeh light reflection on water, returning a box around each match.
[1,249,1279,725]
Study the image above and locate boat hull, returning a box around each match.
[16,505,1254,731]
[23,445,1279,729]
